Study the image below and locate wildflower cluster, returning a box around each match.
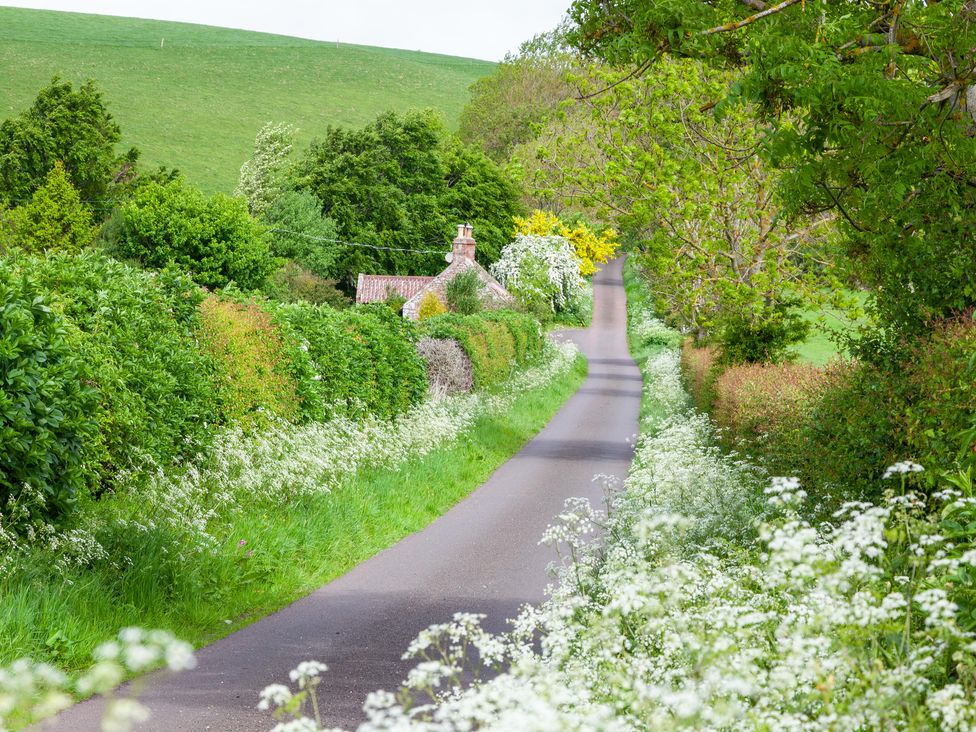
[0,628,194,731]
[278,313,976,731]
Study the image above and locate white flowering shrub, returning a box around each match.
[0,627,194,731]
[491,235,586,315]
[268,307,976,730]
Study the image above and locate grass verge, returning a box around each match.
[0,353,586,674]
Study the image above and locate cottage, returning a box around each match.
[355,224,514,319]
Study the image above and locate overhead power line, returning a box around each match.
[267,227,449,256]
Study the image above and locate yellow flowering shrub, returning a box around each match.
[513,210,618,276]
[418,291,448,319]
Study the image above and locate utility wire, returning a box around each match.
[267,227,449,256]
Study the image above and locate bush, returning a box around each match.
[273,302,428,420]
[198,295,302,427]
[0,267,96,525]
[264,260,349,307]
[8,162,96,254]
[445,270,484,315]
[22,252,223,487]
[418,291,447,319]
[513,210,618,276]
[716,304,810,365]
[415,337,474,395]
[113,177,275,290]
[491,234,585,317]
[420,311,542,388]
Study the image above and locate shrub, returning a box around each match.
[264,261,349,307]
[415,337,474,395]
[445,270,484,315]
[22,252,223,487]
[513,209,618,276]
[715,304,810,365]
[113,177,275,290]
[8,162,96,254]
[420,311,542,388]
[236,122,295,217]
[273,302,428,420]
[418,291,447,319]
[198,295,302,427]
[0,267,96,525]
[491,234,585,317]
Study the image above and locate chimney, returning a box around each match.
[452,222,476,262]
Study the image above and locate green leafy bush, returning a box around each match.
[22,252,223,487]
[420,311,542,388]
[198,295,302,427]
[273,302,428,420]
[8,162,96,254]
[0,266,96,525]
[445,270,484,315]
[263,260,349,307]
[113,177,275,290]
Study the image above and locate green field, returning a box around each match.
[0,7,493,192]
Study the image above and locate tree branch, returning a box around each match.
[699,0,802,36]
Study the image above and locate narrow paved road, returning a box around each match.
[49,258,641,731]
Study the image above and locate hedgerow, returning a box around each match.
[20,252,223,496]
[273,302,428,420]
[0,265,96,525]
[420,311,542,388]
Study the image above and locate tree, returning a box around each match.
[114,177,275,290]
[290,110,522,289]
[262,190,340,279]
[459,29,574,163]
[567,0,976,358]
[236,122,295,217]
[0,77,134,206]
[9,162,96,254]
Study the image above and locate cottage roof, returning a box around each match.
[355,274,434,305]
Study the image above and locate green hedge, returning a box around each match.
[273,302,428,420]
[0,267,96,522]
[420,311,543,388]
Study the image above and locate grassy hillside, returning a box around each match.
[0,7,493,192]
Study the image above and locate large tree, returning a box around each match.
[568,0,976,357]
[0,77,135,207]
[290,110,522,289]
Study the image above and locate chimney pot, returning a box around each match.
[456,224,465,239]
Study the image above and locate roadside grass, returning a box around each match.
[0,354,586,674]
[0,7,492,194]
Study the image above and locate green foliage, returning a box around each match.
[445,270,484,314]
[7,162,96,254]
[113,177,276,290]
[262,190,339,279]
[290,110,522,289]
[236,122,295,217]
[420,311,542,387]
[459,30,572,163]
[198,295,302,427]
[0,76,132,205]
[263,260,349,308]
[0,266,96,525]
[273,302,428,420]
[716,302,810,365]
[22,251,222,490]
[567,0,976,358]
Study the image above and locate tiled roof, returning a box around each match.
[356,274,434,304]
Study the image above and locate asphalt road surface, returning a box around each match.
[48,257,642,731]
